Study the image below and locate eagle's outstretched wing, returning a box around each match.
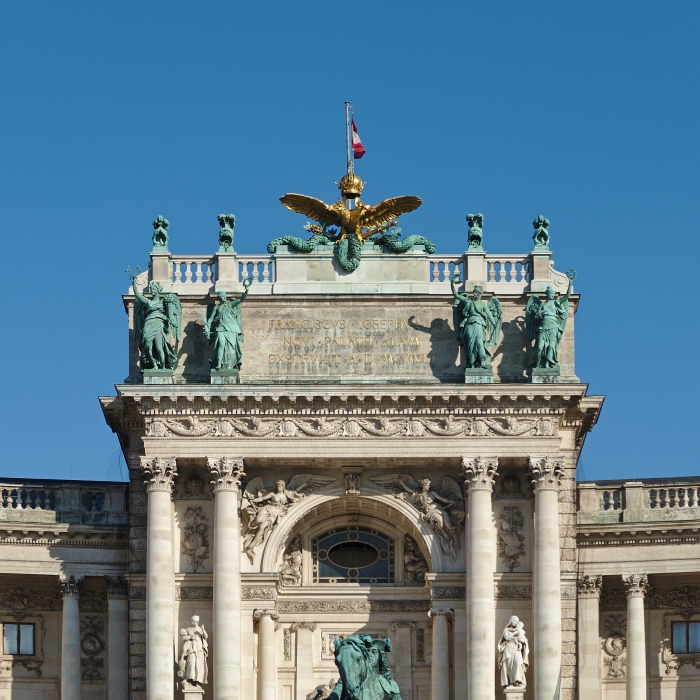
[360,196,422,230]
[368,473,420,495]
[280,194,342,228]
[286,474,336,494]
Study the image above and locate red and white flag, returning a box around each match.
[352,117,366,159]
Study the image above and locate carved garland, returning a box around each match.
[145,416,558,440]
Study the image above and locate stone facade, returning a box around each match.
[1,236,698,700]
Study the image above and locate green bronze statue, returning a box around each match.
[327,635,401,700]
[525,269,576,369]
[451,274,502,368]
[202,278,252,370]
[129,274,182,370]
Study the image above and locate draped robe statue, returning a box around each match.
[498,616,529,688]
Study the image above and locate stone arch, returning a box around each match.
[260,491,444,575]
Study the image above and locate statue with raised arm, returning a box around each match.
[525,269,576,369]
[202,278,252,370]
[128,272,181,371]
[498,616,529,688]
[451,274,502,369]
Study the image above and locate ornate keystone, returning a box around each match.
[578,575,603,599]
[528,456,565,491]
[208,456,245,492]
[253,609,280,622]
[59,575,84,598]
[141,457,178,492]
[461,456,498,492]
[152,215,169,251]
[623,574,648,598]
[104,575,128,599]
[218,214,235,252]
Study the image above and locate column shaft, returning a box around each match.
[577,576,602,700]
[462,456,498,700]
[393,623,414,700]
[256,612,278,700]
[294,624,315,700]
[624,575,648,700]
[61,579,82,700]
[429,612,451,700]
[107,594,130,700]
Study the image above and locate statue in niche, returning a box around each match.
[369,475,464,563]
[280,535,303,586]
[178,616,208,688]
[403,535,428,584]
[525,269,576,369]
[328,635,402,700]
[451,275,502,369]
[127,274,182,371]
[498,616,529,689]
[202,277,252,371]
[242,475,336,561]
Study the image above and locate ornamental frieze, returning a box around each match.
[276,600,430,613]
[145,415,557,440]
[0,587,62,612]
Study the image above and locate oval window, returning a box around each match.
[327,542,378,569]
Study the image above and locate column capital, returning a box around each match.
[141,456,178,492]
[104,575,129,599]
[391,622,416,630]
[290,622,317,632]
[254,609,279,622]
[461,456,499,492]
[208,456,245,492]
[623,574,648,598]
[428,609,454,621]
[528,456,565,491]
[59,575,84,598]
[577,574,602,599]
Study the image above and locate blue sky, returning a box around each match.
[1,2,698,482]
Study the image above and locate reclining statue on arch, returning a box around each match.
[327,635,402,700]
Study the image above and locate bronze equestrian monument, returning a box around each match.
[1,169,699,700]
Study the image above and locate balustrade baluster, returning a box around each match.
[184,263,193,283]
[262,261,270,283]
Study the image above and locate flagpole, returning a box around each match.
[345,101,353,174]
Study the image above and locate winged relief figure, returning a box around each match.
[525,269,576,369]
[241,474,336,562]
[267,172,435,272]
[133,280,181,370]
[451,274,502,369]
[368,474,465,562]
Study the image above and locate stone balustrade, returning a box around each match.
[0,479,128,525]
[578,478,700,524]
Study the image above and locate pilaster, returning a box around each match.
[577,575,602,700]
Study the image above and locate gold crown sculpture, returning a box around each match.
[338,172,365,199]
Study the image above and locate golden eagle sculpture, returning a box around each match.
[267,172,435,272]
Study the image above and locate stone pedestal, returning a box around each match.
[531,367,560,384]
[464,368,494,384]
[211,369,240,385]
[181,685,205,700]
[503,686,525,700]
[143,369,175,384]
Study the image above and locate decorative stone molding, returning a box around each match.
[496,506,526,571]
[648,585,700,612]
[602,614,627,679]
[283,628,291,661]
[0,587,62,612]
[253,609,279,622]
[59,575,84,598]
[141,457,178,492]
[391,622,416,630]
[495,586,532,599]
[129,586,147,600]
[577,575,602,599]
[623,574,648,598]
[80,616,105,680]
[208,456,245,492]
[494,472,527,499]
[178,473,207,499]
[180,506,209,572]
[104,576,128,600]
[431,587,464,600]
[461,456,499,492]
[600,589,627,611]
[277,600,430,613]
[291,621,317,631]
[242,587,277,600]
[80,589,107,612]
[145,415,558,440]
[416,628,425,662]
[176,587,212,600]
[527,456,564,491]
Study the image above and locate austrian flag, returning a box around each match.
[352,118,366,159]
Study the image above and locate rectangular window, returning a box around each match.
[672,621,700,654]
[2,624,34,655]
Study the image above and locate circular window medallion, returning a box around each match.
[328,542,379,569]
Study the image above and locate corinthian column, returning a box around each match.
[142,457,178,700]
[623,575,648,700]
[60,575,83,700]
[428,610,452,700]
[105,576,129,700]
[528,457,564,700]
[208,457,246,700]
[461,456,498,700]
[254,610,279,700]
[577,575,602,700]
